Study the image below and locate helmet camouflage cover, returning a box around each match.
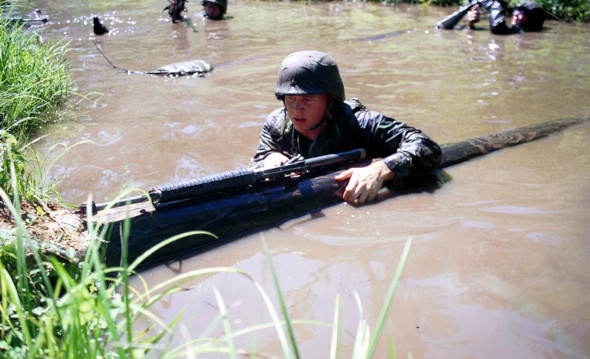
[275,50,345,103]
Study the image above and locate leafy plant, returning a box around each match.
[536,0,590,21]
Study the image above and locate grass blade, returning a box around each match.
[365,237,412,357]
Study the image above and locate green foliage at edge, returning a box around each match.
[0,14,71,202]
[535,0,590,22]
[0,17,71,140]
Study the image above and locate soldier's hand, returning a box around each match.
[467,5,482,28]
[263,152,290,168]
[335,161,394,205]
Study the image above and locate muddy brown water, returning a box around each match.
[29,0,590,357]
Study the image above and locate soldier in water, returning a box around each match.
[439,0,545,34]
[251,51,442,205]
[165,0,227,22]
[164,0,188,22]
[199,0,227,20]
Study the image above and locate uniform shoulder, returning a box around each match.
[264,107,291,136]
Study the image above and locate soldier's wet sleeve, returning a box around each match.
[482,0,519,34]
[251,122,278,165]
[362,112,442,177]
[251,108,292,165]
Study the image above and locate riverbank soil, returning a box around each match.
[0,201,89,258]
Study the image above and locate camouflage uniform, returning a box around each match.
[252,100,441,178]
[480,0,545,34]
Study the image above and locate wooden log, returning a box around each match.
[440,117,588,167]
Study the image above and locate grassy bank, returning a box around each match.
[0,18,70,142]
[0,15,70,202]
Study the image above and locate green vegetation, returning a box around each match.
[1,16,71,201]
[0,19,71,141]
[536,0,590,22]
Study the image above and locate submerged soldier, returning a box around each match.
[165,0,227,22]
[469,0,544,33]
[165,0,188,22]
[200,0,227,20]
[251,51,442,205]
[440,0,545,34]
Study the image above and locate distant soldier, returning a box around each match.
[164,0,188,23]
[438,0,545,34]
[251,51,442,205]
[468,0,545,34]
[200,0,227,20]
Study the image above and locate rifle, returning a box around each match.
[79,148,367,216]
[436,0,482,30]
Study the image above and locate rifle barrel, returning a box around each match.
[96,194,148,211]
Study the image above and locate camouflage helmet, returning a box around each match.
[275,51,345,103]
[201,0,227,15]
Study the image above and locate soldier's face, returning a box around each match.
[285,94,328,140]
[512,10,528,27]
[204,2,222,19]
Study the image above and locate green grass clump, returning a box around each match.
[536,0,590,22]
[0,16,71,141]
[0,15,71,202]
